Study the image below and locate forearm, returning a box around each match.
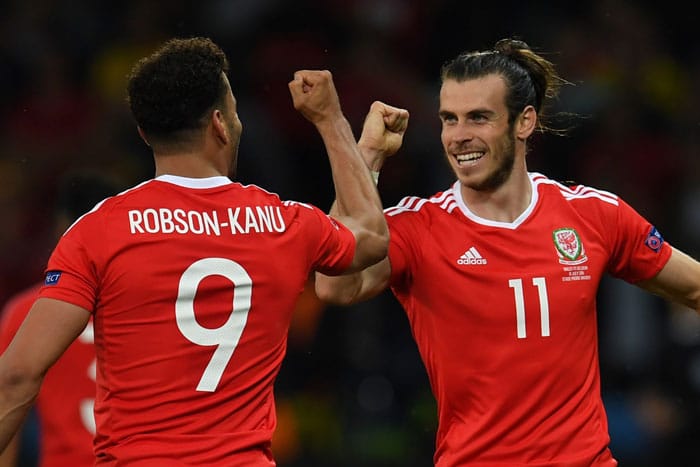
[0,374,40,454]
[315,257,391,304]
[314,271,364,305]
[0,431,19,466]
[322,140,387,221]
[638,247,700,313]
[317,116,383,215]
[357,141,388,173]
[315,116,388,267]
[324,137,387,212]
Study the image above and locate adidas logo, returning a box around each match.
[457,247,488,265]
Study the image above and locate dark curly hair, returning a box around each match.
[440,38,572,135]
[126,37,229,141]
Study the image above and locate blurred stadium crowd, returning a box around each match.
[0,0,698,465]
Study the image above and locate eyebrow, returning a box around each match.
[439,108,497,119]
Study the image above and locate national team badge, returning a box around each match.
[553,228,588,265]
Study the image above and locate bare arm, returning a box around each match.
[637,247,700,313]
[315,101,409,305]
[0,298,90,452]
[289,71,390,272]
[0,433,18,466]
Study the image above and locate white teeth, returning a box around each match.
[456,152,483,163]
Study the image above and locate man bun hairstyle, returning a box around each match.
[441,38,571,135]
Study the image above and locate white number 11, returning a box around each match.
[508,277,550,339]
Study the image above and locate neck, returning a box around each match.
[153,152,229,179]
[460,167,532,223]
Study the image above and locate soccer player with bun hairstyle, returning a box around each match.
[316,38,700,466]
[0,37,408,465]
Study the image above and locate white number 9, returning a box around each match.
[176,258,252,392]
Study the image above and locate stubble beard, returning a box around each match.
[463,130,516,192]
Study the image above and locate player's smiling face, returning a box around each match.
[439,74,517,192]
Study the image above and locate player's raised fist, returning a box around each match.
[288,70,342,125]
[359,101,409,161]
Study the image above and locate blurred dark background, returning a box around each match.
[1,0,698,465]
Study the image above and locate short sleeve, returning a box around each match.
[303,204,356,275]
[606,197,672,283]
[38,218,101,313]
[386,210,424,290]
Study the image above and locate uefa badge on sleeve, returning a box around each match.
[645,226,664,253]
[45,271,62,286]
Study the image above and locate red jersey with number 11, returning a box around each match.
[386,172,672,467]
[38,175,356,466]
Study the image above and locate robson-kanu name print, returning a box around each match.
[128,206,286,236]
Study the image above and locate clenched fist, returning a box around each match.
[358,101,409,169]
[288,70,343,126]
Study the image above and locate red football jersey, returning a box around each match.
[37,175,355,466]
[386,173,672,467]
[0,283,96,467]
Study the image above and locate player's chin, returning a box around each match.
[454,168,495,191]
[450,160,481,180]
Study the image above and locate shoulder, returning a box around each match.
[61,181,151,235]
[385,185,460,219]
[237,184,336,232]
[236,182,322,214]
[532,173,620,208]
[236,183,317,212]
[237,182,282,200]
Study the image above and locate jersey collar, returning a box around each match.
[452,173,539,230]
[155,174,232,189]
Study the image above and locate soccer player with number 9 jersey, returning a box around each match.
[0,37,405,466]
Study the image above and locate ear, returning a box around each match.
[136,127,151,147]
[515,105,537,141]
[211,109,229,146]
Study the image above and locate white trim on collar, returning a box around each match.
[155,174,232,189]
[452,173,539,230]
